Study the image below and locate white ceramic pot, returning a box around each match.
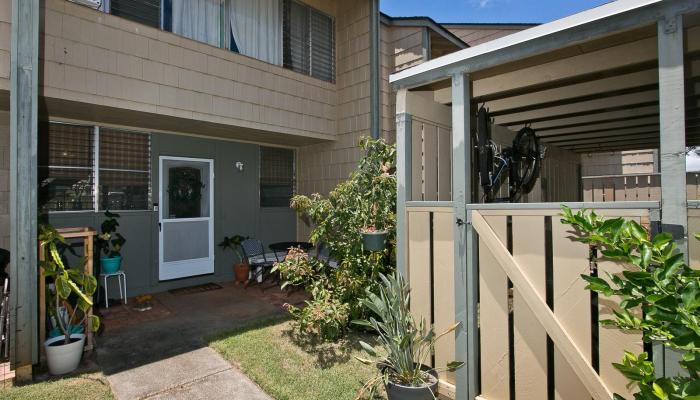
[44,334,85,375]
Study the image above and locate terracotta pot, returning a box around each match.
[234,262,250,284]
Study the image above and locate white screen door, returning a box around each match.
[159,156,214,280]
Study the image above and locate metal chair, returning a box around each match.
[311,242,339,269]
[240,239,275,285]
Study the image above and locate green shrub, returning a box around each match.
[561,206,700,399]
[276,137,396,340]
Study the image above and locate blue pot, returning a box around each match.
[101,256,122,274]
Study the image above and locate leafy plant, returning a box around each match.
[97,210,126,258]
[218,235,248,262]
[560,206,700,399]
[285,137,397,338]
[352,273,463,399]
[39,224,99,345]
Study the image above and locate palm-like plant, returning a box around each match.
[353,273,463,399]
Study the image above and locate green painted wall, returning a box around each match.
[48,132,296,298]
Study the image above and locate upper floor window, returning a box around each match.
[283,0,335,82]
[101,0,334,82]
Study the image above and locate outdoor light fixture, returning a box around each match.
[235,161,244,172]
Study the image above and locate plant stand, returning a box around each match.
[38,227,96,361]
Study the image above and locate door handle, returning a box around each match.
[158,222,162,232]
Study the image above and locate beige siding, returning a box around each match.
[391,26,424,72]
[0,0,9,92]
[581,149,657,176]
[0,0,337,141]
[297,0,370,199]
[0,111,8,249]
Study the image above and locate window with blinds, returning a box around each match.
[39,123,96,212]
[99,129,151,211]
[109,0,161,29]
[260,147,295,207]
[39,123,152,212]
[283,0,335,83]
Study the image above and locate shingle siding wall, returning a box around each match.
[0,0,337,140]
[445,25,530,47]
[0,111,9,250]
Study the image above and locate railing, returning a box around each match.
[405,201,661,400]
[582,172,700,201]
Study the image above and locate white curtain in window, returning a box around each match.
[171,0,221,47]
[229,0,281,65]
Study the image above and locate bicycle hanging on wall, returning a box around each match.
[476,105,546,203]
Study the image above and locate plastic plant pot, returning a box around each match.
[101,256,122,274]
[362,230,387,252]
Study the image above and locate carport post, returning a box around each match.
[10,0,40,379]
[452,72,476,400]
[657,13,688,378]
[396,88,412,278]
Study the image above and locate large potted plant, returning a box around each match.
[353,273,463,400]
[97,210,126,274]
[40,225,100,375]
[218,235,249,284]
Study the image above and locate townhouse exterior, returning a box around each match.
[1,0,539,373]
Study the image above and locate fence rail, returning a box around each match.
[582,172,700,201]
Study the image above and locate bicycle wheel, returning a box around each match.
[476,106,493,198]
[509,127,541,200]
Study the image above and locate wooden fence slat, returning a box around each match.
[424,123,438,201]
[437,126,452,201]
[512,216,548,400]
[583,179,593,202]
[473,211,613,400]
[602,178,615,202]
[552,221,591,400]
[408,211,431,337]
[687,173,699,200]
[613,176,626,202]
[411,122,423,201]
[649,174,661,201]
[688,209,700,268]
[433,211,456,384]
[479,216,511,400]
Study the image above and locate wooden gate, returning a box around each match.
[405,202,659,400]
[472,206,652,400]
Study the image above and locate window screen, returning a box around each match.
[283,0,335,82]
[260,147,295,207]
[110,0,161,29]
[98,129,151,211]
[39,123,95,212]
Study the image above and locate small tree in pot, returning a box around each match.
[97,210,126,274]
[353,273,463,400]
[219,235,249,284]
[40,224,100,375]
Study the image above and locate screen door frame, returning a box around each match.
[158,156,215,281]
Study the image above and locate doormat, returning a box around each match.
[169,282,223,296]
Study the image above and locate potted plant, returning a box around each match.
[353,273,463,400]
[40,224,100,375]
[218,235,249,284]
[97,210,126,274]
[360,225,387,252]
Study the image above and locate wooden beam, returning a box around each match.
[451,72,475,400]
[658,14,687,256]
[471,211,613,400]
[494,90,658,125]
[9,0,40,372]
[514,105,660,130]
[396,94,412,278]
[537,116,659,135]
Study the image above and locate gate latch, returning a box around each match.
[456,218,465,226]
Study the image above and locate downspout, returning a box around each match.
[369,0,380,139]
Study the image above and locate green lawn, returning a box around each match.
[0,373,113,400]
[209,318,385,400]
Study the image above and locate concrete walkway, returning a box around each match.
[107,347,271,400]
[95,282,305,399]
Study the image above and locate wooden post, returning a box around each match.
[9,0,40,378]
[452,72,475,400]
[396,88,412,278]
[657,13,687,378]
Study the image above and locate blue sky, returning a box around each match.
[380,0,611,24]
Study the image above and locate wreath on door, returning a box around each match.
[167,167,204,218]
